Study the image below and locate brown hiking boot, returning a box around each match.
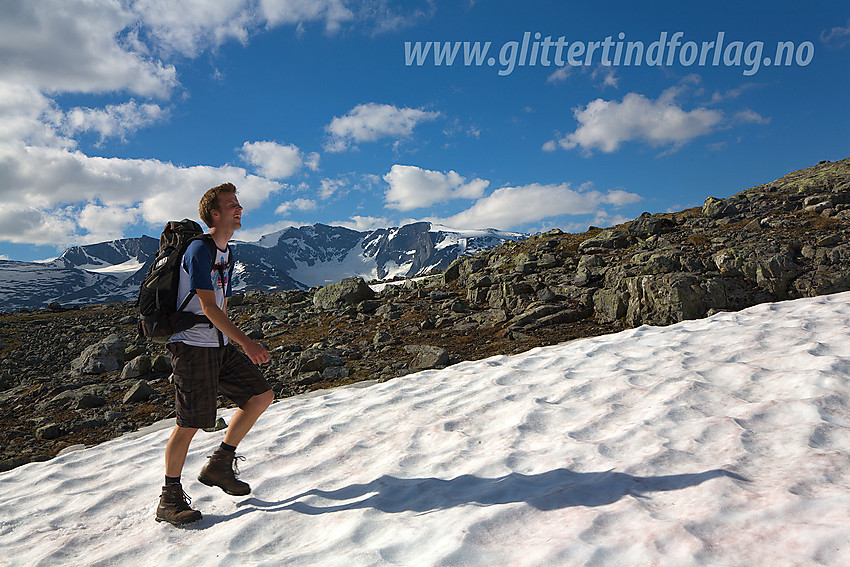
[156,485,202,526]
[198,449,251,496]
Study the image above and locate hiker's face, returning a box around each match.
[214,192,242,230]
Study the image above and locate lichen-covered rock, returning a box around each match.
[313,277,376,309]
[404,345,449,370]
[70,334,127,375]
[123,380,154,404]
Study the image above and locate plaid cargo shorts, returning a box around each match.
[166,342,272,429]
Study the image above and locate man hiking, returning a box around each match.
[156,182,274,526]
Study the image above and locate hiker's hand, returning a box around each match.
[244,340,270,365]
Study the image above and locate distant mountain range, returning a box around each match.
[0,222,526,312]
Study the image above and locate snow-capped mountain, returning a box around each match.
[0,222,526,311]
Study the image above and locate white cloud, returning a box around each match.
[548,91,723,154]
[315,177,348,200]
[131,0,255,57]
[0,204,79,246]
[820,19,850,48]
[325,103,440,152]
[130,0,355,57]
[596,67,619,88]
[259,0,354,33]
[331,215,393,231]
[239,141,317,179]
[274,198,318,215]
[0,0,177,97]
[59,101,168,142]
[383,165,489,211]
[78,203,143,244]
[435,183,641,230]
[358,0,436,34]
[547,66,572,84]
[0,142,282,247]
[0,83,70,148]
[734,109,771,125]
[708,84,759,105]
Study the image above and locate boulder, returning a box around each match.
[313,277,375,309]
[594,288,628,322]
[625,273,710,326]
[296,371,323,386]
[297,348,344,373]
[702,196,729,218]
[152,355,172,373]
[578,230,631,252]
[120,355,152,380]
[123,380,154,404]
[323,367,350,380]
[629,212,674,239]
[37,424,62,440]
[71,334,127,375]
[508,304,562,328]
[405,345,449,370]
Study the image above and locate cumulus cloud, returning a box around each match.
[0,84,70,148]
[435,183,641,230]
[546,91,723,154]
[0,0,177,97]
[59,101,169,142]
[325,103,440,152]
[130,0,356,57]
[317,177,350,200]
[239,141,318,180]
[0,204,79,246]
[331,215,394,231]
[383,165,489,211]
[274,198,318,216]
[78,203,143,244]
[259,0,354,33]
[0,142,282,247]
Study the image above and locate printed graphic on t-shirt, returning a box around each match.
[213,259,229,290]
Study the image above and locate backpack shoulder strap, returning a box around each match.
[203,234,219,269]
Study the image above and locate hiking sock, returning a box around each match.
[219,442,237,453]
[165,475,182,486]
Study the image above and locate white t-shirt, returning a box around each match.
[168,238,233,347]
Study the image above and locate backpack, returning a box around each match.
[137,219,227,342]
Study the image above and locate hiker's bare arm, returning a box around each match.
[195,289,270,365]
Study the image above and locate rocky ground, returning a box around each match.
[2,157,849,472]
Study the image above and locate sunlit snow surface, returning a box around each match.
[2,293,850,566]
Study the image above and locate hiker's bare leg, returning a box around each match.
[222,390,274,447]
[165,425,199,477]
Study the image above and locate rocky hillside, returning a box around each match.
[1,157,849,472]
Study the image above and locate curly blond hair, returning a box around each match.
[198,183,237,228]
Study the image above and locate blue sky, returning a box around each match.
[1,0,848,262]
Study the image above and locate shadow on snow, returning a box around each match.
[191,467,748,528]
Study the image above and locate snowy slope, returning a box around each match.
[2,292,850,565]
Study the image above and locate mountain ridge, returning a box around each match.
[0,222,526,312]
